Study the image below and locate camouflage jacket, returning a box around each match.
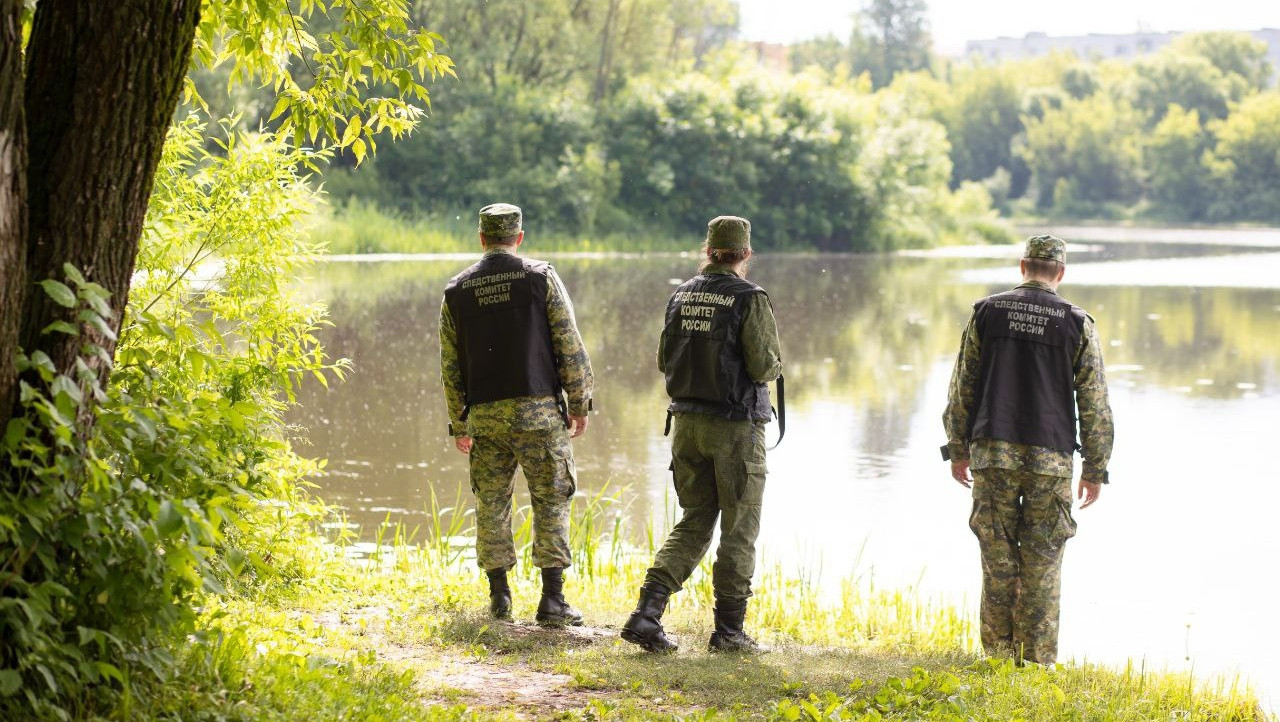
[439,246,594,437]
[943,280,1114,483]
[656,263,783,384]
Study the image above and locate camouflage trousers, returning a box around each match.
[470,427,576,572]
[969,468,1078,664]
[645,414,767,602]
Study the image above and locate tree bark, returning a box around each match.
[0,0,27,428]
[592,0,621,104]
[19,0,201,393]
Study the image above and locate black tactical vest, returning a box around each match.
[969,286,1087,453]
[661,273,771,422]
[443,252,560,407]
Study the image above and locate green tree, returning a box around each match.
[413,0,736,96]
[0,1,449,714]
[1172,31,1273,93]
[850,0,933,89]
[789,34,850,74]
[1205,92,1280,221]
[1130,51,1239,125]
[1020,94,1143,213]
[1144,105,1211,220]
[943,65,1025,189]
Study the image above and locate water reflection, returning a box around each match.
[290,241,1280,703]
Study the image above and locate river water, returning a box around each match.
[292,232,1280,704]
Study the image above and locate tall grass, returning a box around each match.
[131,486,1268,720]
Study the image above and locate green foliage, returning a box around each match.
[1,271,141,719]
[1171,31,1274,94]
[769,658,1265,721]
[943,65,1026,189]
[1130,52,1240,125]
[333,64,1009,251]
[1020,94,1144,215]
[1204,92,1280,222]
[414,0,736,94]
[1145,105,1211,221]
[0,121,344,718]
[850,0,933,89]
[193,0,455,162]
[106,493,1262,720]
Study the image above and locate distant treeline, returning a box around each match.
[300,1,1278,249]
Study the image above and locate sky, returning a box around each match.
[735,0,1279,55]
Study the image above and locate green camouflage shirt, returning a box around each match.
[439,246,594,437]
[656,263,783,383]
[943,280,1114,483]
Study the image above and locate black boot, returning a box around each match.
[535,567,583,627]
[708,598,762,654]
[487,569,512,621]
[621,583,678,653]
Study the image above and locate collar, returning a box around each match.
[1017,279,1058,295]
[483,245,518,257]
[703,262,743,278]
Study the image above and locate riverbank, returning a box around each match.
[308,200,1015,256]
[133,498,1267,721]
[1016,222,1280,248]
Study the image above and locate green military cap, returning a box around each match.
[478,203,522,238]
[1023,234,1066,264]
[706,215,751,249]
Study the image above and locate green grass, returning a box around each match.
[125,489,1269,721]
[311,200,692,255]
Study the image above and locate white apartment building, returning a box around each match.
[965,28,1280,80]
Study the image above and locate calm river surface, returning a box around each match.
[291,233,1280,704]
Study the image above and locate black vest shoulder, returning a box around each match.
[969,286,1086,453]
[443,253,559,406]
[661,273,771,422]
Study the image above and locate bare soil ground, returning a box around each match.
[314,605,621,718]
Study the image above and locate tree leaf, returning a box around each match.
[39,280,77,308]
[156,501,183,538]
[0,669,21,696]
[41,320,80,336]
[61,263,86,286]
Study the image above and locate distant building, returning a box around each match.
[747,41,790,72]
[964,28,1280,80]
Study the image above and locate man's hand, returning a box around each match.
[1078,480,1101,509]
[568,414,589,439]
[951,459,972,488]
[454,436,473,454]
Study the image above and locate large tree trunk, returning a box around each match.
[0,0,27,426]
[15,0,201,406]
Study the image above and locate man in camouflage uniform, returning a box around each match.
[621,216,782,654]
[439,203,594,627]
[943,234,1114,665]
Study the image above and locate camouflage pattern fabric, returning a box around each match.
[645,414,768,601]
[943,277,1113,665]
[1023,234,1067,264]
[439,246,594,437]
[969,468,1077,664]
[942,280,1113,483]
[478,202,522,238]
[470,426,576,571]
[438,245,593,572]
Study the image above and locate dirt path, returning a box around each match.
[314,606,620,718]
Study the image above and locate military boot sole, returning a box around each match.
[621,627,678,653]
[535,613,584,628]
[708,634,764,654]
